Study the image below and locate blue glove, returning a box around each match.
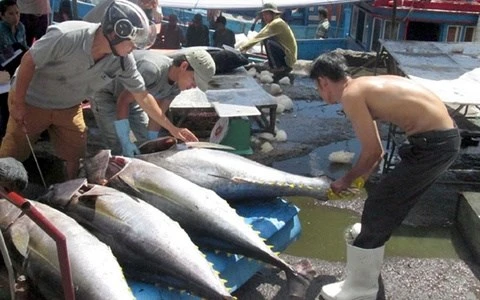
[114,119,140,157]
[147,130,158,140]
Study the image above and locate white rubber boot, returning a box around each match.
[320,224,385,300]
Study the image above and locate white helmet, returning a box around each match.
[102,0,157,49]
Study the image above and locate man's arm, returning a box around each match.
[116,89,135,120]
[10,51,35,129]
[332,96,383,192]
[131,91,198,142]
[238,21,282,51]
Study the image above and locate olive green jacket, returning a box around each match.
[240,17,297,67]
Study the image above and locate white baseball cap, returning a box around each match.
[185,49,216,92]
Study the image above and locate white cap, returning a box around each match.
[185,49,216,92]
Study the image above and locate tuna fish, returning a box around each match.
[136,139,332,201]
[37,178,232,300]
[84,150,315,298]
[0,199,134,300]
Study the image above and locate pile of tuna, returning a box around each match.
[0,143,332,299]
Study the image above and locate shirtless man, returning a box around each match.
[310,52,460,300]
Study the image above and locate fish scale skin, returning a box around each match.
[0,200,134,300]
[137,147,332,201]
[40,180,232,300]
[103,156,296,275]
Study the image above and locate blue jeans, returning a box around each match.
[90,91,148,155]
[354,127,461,249]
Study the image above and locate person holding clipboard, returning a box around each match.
[0,0,28,142]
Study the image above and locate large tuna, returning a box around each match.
[136,139,332,201]
[0,199,134,300]
[37,178,232,300]
[84,150,315,298]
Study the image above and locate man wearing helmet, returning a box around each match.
[0,0,197,180]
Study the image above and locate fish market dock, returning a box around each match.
[9,49,480,299]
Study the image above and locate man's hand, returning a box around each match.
[237,44,247,53]
[170,127,198,143]
[330,177,353,194]
[0,71,10,84]
[10,102,27,132]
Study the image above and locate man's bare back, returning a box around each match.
[341,75,455,136]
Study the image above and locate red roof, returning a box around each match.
[373,0,480,12]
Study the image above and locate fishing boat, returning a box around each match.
[49,0,480,60]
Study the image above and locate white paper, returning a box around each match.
[0,83,10,94]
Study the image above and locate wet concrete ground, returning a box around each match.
[20,71,480,299]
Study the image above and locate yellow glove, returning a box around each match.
[327,177,365,200]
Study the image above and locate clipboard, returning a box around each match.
[0,48,24,76]
[1,49,22,68]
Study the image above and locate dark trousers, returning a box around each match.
[263,38,288,70]
[0,92,9,141]
[20,13,49,47]
[354,127,461,249]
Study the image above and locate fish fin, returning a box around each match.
[81,184,141,204]
[84,150,111,184]
[47,178,88,206]
[10,225,30,257]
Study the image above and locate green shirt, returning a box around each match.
[240,17,297,67]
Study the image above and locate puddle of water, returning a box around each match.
[284,197,463,262]
[274,140,467,262]
[284,197,360,261]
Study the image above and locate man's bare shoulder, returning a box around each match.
[345,75,453,134]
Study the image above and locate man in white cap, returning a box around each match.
[92,48,216,156]
[238,2,297,82]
